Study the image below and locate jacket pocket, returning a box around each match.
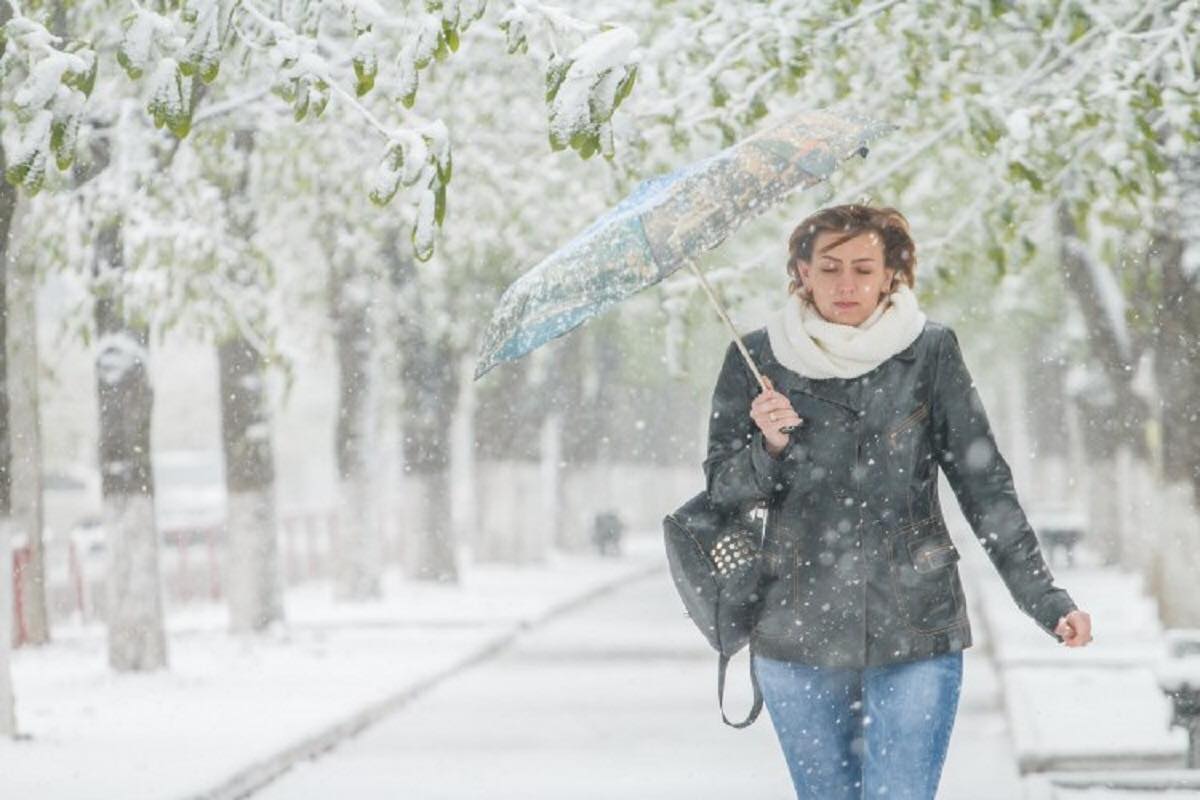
[908,534,960,573]
[885,401,930,449]
[888,518,965,633]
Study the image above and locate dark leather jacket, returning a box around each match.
[703,320,1078,668]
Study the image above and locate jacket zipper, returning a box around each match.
[793,549,801,608]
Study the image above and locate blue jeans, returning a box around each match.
[752,649,963,799]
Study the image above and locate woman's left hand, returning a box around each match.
[1054,609,1093,647]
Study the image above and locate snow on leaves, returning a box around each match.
[2,14,96,192]
[370,121,452,261]
[543,25,638,160]
[116,2,225,136]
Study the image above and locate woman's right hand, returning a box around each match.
[750,375,802,457]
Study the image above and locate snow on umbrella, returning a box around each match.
[473,107,896,384]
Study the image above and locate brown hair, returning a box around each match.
[785,204,917,303]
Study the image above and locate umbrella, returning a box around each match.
[473,107,897,387]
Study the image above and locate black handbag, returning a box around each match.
[662,490,773,728]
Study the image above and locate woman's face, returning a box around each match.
[797,230,896,326]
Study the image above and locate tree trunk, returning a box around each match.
[216,129,283,632]
[7,222,47,646]
[1056,202,1151,566]
[331,268,382,599]
[388,244,459,582]
[0,125,18,736]
[1024,329,1074,506]
[448,353,477,567]
[398,327,459,581]
[1055,202,1149,461]
[94,221,167,671]
[218,338,283,631]
[1150,157,1200,504]
[539,410,563,558]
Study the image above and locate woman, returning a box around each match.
[702,204,1093,799]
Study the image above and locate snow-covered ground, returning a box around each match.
[4,514,1197,800]
[249,540,1020,800]
[0,537,662,800]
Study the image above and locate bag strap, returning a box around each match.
[717,646,763,728]
[716,502,771,729]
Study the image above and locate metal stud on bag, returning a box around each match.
[709,503,768,579]
[711,531,756,578]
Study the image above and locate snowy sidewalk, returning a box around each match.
[0,536,664,800]
[954,520,1194,798]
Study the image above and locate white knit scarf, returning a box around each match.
[765,284,928,379]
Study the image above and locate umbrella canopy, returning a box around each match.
[473,107,896,381]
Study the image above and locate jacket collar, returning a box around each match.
[895,339,919,361]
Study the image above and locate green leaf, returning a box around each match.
[499,18,527,55]
[274,79,297,104]
[293,87,310,121]
[717,120,736,147]
[577,132,599,159]
[400,82,419,108]
[1142,141,1167,174]
[5,146,46,194]
[668,124,689,150]
[569,130,592,158]
[786,51,809,80]
[1007,160,1043,192]
[434,29,450,61]
[311,80,329,117]
[370,180,400,207]
[63,46,98,97]
[369,144,404,206]
[998,198,1014,226]
[462,0,487,30]
[1020,235,1037,259]
[117,12,155,81]
[354,55,377,96]
[614,63,637,109]
[49,113,79,171]
[412,222,435,262]
[710,79,729,108]
[967,106,1002,151]
[545,55,571,103]
[181,10,221,85]
[148,62,193,138]
[987,243,1006,275]
[200,59,220,84]
[116,48,143,80]
[433,182,446,225]
[443,19,459,52]
[1067,7,1091,43]
[742,93,768,125]
[1144,81,1163,108]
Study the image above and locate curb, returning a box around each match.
[188,556,666,800]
